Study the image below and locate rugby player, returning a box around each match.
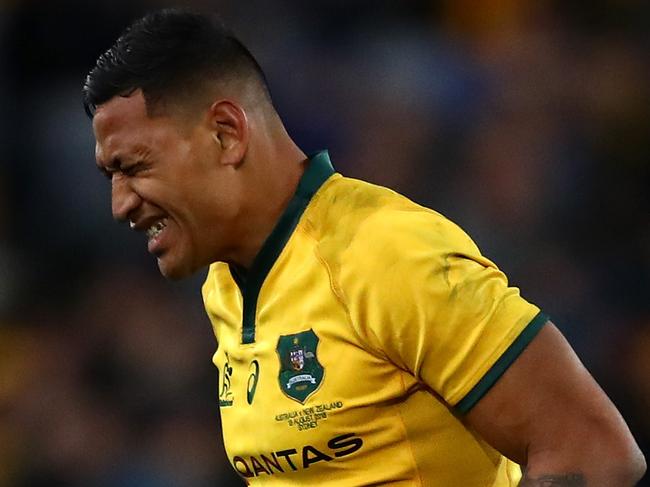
[84,9,645,486]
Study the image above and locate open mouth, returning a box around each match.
[146,219,167,241]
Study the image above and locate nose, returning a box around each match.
[111,176,142,222]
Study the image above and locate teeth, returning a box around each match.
[146,220,167,240]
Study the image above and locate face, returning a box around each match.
[93,91,244,279]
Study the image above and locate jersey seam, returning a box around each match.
[301,223,426,484]
[300,224,390,362]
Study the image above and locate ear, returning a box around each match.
[207,100,249,167]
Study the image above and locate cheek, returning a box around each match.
[173,180,219,229]
[211,177,243,220]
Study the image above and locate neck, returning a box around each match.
[230,130,307,269]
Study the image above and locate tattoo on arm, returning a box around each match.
[519,473,586,486]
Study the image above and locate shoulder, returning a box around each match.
[306,174,479,267]
[306,175,497,315]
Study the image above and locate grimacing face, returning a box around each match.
[93,91,244,279]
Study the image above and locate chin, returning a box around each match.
[156,256,195,281]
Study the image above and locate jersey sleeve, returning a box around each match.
[338,208,546,413]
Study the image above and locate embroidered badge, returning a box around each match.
[277,329,324,404]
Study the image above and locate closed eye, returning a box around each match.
[97,161,149,180]
[122,162,150,177]
[121,165,137,177]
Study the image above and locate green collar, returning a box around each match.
[232,151,335,344]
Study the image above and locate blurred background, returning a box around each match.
[0,0,648,485]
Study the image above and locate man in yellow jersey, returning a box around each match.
[83,8,645,487]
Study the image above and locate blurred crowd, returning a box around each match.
[0,1,648,486]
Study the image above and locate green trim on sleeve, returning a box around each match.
[455,312,549,414]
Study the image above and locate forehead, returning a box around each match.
[93,91,179,165]
[93,90,149,139]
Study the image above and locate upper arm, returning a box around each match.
[464,320,644,479]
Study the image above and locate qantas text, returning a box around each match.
[231,433,363,478]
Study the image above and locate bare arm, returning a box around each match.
[464,321,646,486]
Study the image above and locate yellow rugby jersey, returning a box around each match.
[202,151,547,486]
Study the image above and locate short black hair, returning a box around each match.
[83,8,270,118]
